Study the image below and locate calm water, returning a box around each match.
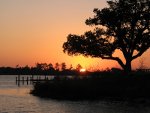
[0,75,150,113]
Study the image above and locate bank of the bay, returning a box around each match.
[31,71,150,101]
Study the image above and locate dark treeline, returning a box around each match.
[0,63,83,75]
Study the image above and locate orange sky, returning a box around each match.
[0,0,150,70]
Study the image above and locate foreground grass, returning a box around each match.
[31,72,150,100]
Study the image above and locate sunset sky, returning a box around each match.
[0,0,150,70]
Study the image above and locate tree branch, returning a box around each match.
[132,50,147,60]
[101,56,125,69]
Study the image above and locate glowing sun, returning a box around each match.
[80,68,86,72]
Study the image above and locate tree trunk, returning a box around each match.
[124,60,132,73]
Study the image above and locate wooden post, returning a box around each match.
[32,75,34,80]
[16,77,18,81]
[45,75,46,80]
[17,75,20,87]
[18,75,20,81]
[22,77,24,85]
[27,77,28,85]
[16,77,18,85]
[30,77,32,84]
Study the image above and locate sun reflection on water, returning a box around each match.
[0,88,30,96]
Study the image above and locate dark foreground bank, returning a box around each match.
[31,72,150,100]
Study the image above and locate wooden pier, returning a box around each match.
[16,75,50,86]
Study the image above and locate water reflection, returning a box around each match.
[0,88,30,96]
[0,88,150,113]
[0,75,150,113]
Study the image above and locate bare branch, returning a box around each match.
[101,56,125,69]
[132,50,146,60]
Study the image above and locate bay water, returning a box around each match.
[0,75,150,113]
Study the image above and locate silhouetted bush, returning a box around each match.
[31,72,150,100]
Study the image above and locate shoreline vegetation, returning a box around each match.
[1,63,150,101]
[31,71,150,101]
[0,63,82,75]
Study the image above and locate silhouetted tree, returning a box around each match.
[36,63,43,70]
[55,63,60,71]
[48,63,53,69]
[76,64,82,72]
[69,64,73,70]
[21,65,31,74]
[42,63,48,70]
[47,63,55,73]
[63,0,150,73]
[61,62,67,71]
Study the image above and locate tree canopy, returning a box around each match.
[63,0,150,72]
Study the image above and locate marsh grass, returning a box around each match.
[31,71,150,100]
